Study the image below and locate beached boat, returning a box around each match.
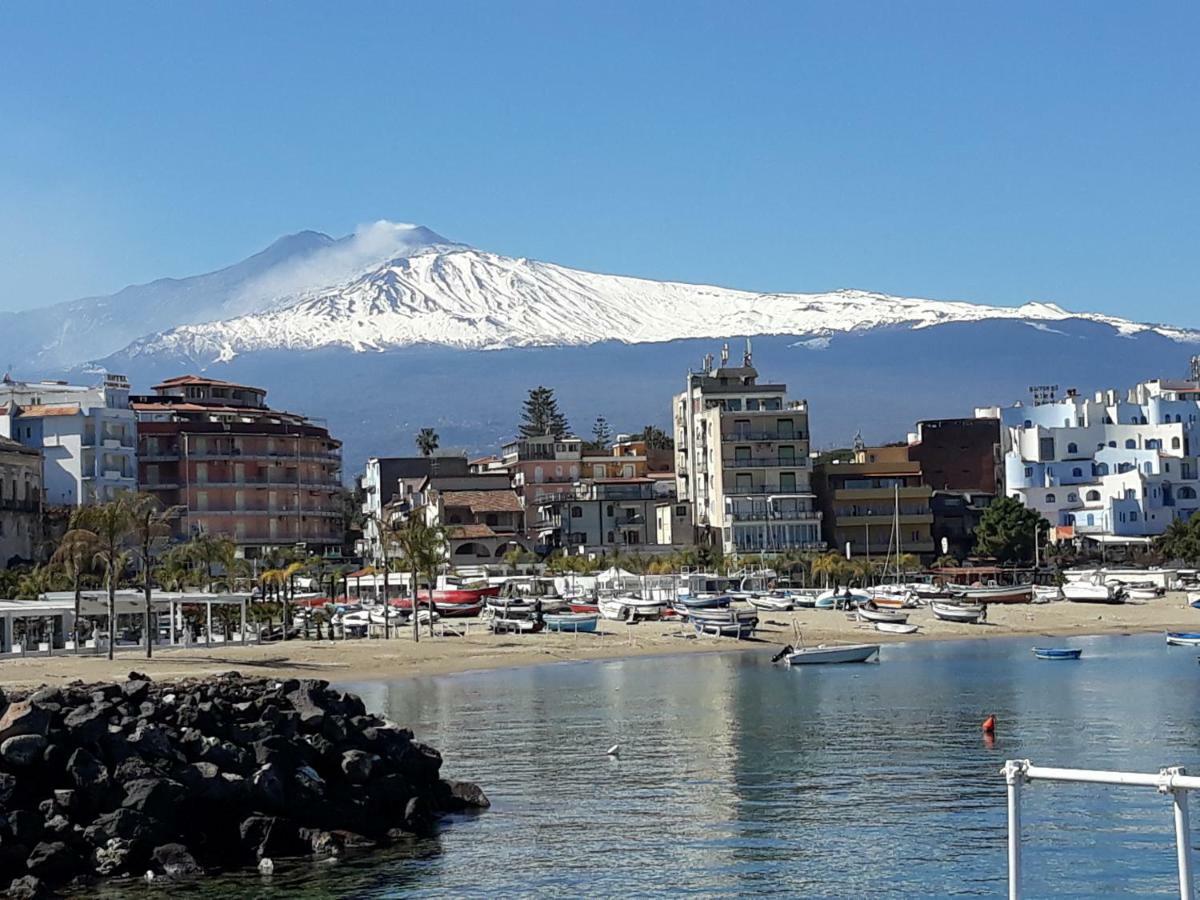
[1122,583,1163,600]
[930,601,985,623]
[866,588,916,609]
[490,615,545,634]
[1166,632,1200,647]
[780,643,880,665]
[1032,585,1062,603]
[856,603,909,625]
[543,612,600,633]
[816,588,870,609]
[875,622,918,635]
[598,595,665,621]
[391,596,483,617]
[1062,581,1125,604]
[1033,647,1082,660]
[747,592,794,612]
[909,582,965,602]
[690,607,759,639]
[1189,593,1200,609]
[787,589,822,608]
[960,583,1033,604]
[569,600,600,614]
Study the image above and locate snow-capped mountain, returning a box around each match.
[114,243,1200,363]
[0,222,459,369]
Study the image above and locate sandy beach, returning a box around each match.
[1,593,1197,690]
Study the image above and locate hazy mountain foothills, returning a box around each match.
[3,220,1195,466]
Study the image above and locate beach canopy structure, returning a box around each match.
[0,590,251,655]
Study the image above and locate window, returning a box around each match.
[1072,468,1083,477]
[1023,419,1033,428]
[1045,493,1056,503]
[911,530,920,542]
[779,472,797,492]
[1067,493,1078,502]
[1173,437,1182,449]
[746,399,760,411]
[1067,442,1078,454]
[1125,439,1136,449]
[1130,511,1139,522]
[675,504,687,517]
[1024,466,1033,478]
[1086,490,1100,501]
[1178,487,1197,500]
[776,419,795,439]
[571,506,583,518]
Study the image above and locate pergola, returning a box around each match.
[0,591,251,655]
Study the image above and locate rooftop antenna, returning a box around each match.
[703,353,714,373]
[1190,355,1200,383]
[744,337,753,367]
[852,430,865,453]
[720,343,729,365]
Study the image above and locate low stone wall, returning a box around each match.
[0,672,488,897]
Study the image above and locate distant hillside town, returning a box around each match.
[3,349,1200,579]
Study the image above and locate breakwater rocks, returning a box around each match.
[0,672,488,896]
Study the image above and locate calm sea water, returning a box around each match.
[101,634,1200,897]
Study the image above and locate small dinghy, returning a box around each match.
[856,602,908,625]
[690,607,759,639]
[930,601,985,623]
[1166,632,1200,647]
[776,642,880,665]
[543,612,600,633]
[748,593,794,612]
[875,622,918,635]
[1032,647,1082,660]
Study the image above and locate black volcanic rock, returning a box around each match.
[0,673,485,892]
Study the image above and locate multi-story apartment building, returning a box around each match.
[359,455,470,560]
[499,434,584,508]
[0,374,137,506]
[673,345,822,554]
[977,378,1200,543]
[813,443,936,559]
[132,375,343,558]
[0,436,42,566]
[534,477,681,553]
[907,417,1000,494]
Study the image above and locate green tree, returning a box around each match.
[415,427,440,457]
[973,497,1050,564]
[519,386,570,438]
[1156,517,1200,565]
[50,516,100,649]
[590,416,612,450]
[637,425,672,450]
[77,497,136,660]
[389,516,444,642]
[127,493,184,658]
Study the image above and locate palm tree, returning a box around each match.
[419,524,448,637]
[279,560,306,638]
[810,551,846,589]
[50,512,100,650]
[390,516,443,643]
[127,493,185,658]
[415,428,440,457]
[79,496,135,660]
[187,532,237,592]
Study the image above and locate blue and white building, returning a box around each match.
[0,374,137,506]
[977,379,1200,544]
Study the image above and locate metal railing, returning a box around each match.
[1002,759,1197,900]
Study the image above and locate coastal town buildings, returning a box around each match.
[978,378,1200,547]
[0,374,136,506]
[533,476,677,553]
[359,455,470,560]
[499,434,583,508]
[813,442,936,560]
[0,436,42,566]
[131,375,343,558]
[673,345,823,554]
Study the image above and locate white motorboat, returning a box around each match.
[930,601,985,623]
[867,586,917,609]
[690,607,759,639]
[875,622,918,635]
[816,588,870,609]
[856,603,909,625]
[779,643,880,665]
[598,595,665,621]
[1062,580,1125,604]
[1121,582,1163,600]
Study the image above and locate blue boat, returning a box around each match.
[1166,632,1200,646]
[543,612,599,633]
[1032,647,1082,660]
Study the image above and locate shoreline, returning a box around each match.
[0,594,1196,689]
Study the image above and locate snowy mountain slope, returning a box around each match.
[113,245,1200,363]
[0,222,457,369]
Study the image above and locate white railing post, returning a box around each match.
[1003,759,1028,900]
[1162,767,1196,900]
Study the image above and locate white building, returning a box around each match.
[0,374,136,506]
[673,344,823,555]
[977,379,1200,543]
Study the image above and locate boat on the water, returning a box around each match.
[876,622,918,635]
[856,603,909,625]
[778,643,880,665]
[930,601,985,623]
[1033,647,1082,660]
[1166,632,1200,647]
[543,612,600,633]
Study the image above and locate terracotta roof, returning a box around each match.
[17,405,80,417]
[441,490,523,512]
[448,523,497,539]
[154,375,261,391]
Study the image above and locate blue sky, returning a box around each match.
[1,2,1197,324]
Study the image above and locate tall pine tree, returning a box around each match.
[520,386,570,437]
[591,415,612,449]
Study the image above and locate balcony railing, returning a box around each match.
[724,458,806,469]
[725,431,807,442]
[725,486,814,496]
[727,509,822,522]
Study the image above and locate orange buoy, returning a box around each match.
[982,714,997,733]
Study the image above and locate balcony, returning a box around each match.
[725,431,807,442]
[725,485,815,496]
[724,458,807,469]
[727,509,822,523]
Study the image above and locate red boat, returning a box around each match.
[569,601,600,614]
[431,585,500,604]
[388,592,487,617]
